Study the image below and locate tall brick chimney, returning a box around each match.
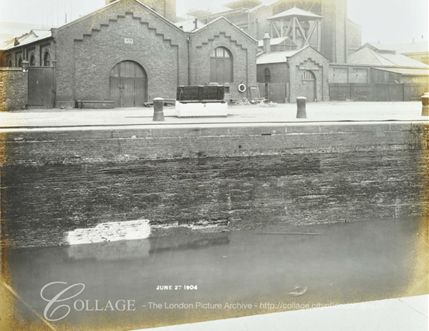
[263,33,271,54]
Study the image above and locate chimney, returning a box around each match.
[263,33,271,54]
[194,18,198,30]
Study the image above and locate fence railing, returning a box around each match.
[329,83,428,102]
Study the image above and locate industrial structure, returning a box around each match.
[0,0,428,109]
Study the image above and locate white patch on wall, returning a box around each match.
[66,219,151,245]
[124,38,133,44]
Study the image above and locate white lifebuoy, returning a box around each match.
[238,84,246,93]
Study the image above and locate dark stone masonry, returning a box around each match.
[1,122,427,248]
[0,69,28,111]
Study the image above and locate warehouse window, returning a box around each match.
[43,51,50,66]
[210,47,233,83]
[302,71,315,80]
[30,55,35,66]
[8,60,12,67]
[18,57,22,67]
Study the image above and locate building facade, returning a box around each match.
[188,0,361,64]
[0,0,257,109]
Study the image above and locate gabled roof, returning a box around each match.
[174,19,206,32]
[348,47,429,68]
[1,29,52,51]
[57,0,183,33]
[257,45,328,64]
[267,6,322,20]
[374,67,429,76]
[192,16,257,43]
[257,49,300,64]
[366,42,429,55]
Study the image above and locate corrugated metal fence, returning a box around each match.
[330,83,428,102]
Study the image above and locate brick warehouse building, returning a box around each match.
[187,0,360,63]
[0,0,257,109]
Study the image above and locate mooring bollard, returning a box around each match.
[296,97,307,119]
[421,92,429,116]
[153,97,165,121]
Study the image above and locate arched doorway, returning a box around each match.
[210,47,233,84]
[110,61,147,107]
[299,70,316,102]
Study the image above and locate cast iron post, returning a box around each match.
[153,97,165,121]
[296,97,307,119]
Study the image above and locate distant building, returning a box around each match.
[185,0,362,63]
[359,42,429,65]
[348,44,429,68]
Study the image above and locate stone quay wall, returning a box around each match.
[1,122,427,248]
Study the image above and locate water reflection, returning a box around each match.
[6,217,422,330]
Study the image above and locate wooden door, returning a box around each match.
[299,70,316,102]
[110,61,147,107]
[28,67,55,108]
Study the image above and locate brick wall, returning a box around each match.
[54,0,188,108]
[191,18,258,101]
[1,122,426,248]
[329,65,370,84]
[288,47,330,101]
[321,0,347,63]
[73,13,181,102]
[106,0,177,22]
[0,68,28,111]
[257,63,287,84]
[249,5,273,40]
[346,19,361,56]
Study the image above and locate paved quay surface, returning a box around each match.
[135,295,428,331]
[0,101,427,130]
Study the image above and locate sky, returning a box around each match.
[0,0,427,44]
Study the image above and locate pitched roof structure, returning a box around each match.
[366,42,429,55]
[348,46,429,68]
[1,29,52,50]
[267,6,322,21]
[174,19,206,32]
[256,49,300,64]
[374,67,429,76]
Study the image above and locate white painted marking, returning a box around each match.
[66,219,151,245]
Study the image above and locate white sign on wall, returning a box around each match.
[124,38,134,44]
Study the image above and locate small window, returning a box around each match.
[18,58,22,67]
[43,52,50,66]
[30,55,35,66]
[211,47,231,58]
[264,68,271,83]
[8,60,12,67]
[302,71,315,81]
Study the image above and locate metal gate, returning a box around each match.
[28,67,55,108]
[110,61,147,107]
